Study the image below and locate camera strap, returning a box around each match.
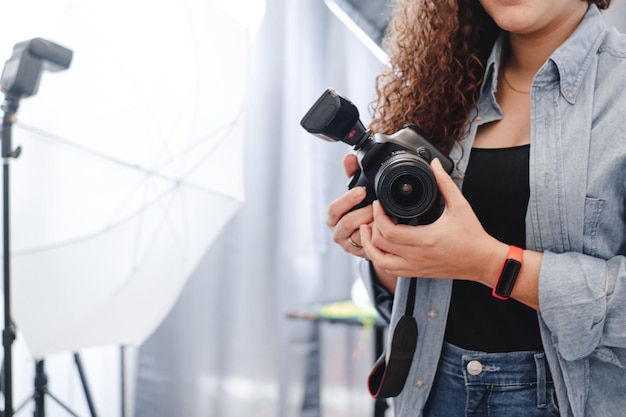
[367,278,418,398]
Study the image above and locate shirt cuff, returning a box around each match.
[538,250,610,361]
[358,259,393,323]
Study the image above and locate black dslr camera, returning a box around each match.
[301,89,454,225]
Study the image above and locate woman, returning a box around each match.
[326,0,626,416]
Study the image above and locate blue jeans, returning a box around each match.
[423,342,560,417]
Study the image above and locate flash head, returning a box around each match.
[1,38,73,100]
[300,89,368,147]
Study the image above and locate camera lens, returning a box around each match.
[390,174,424,207]
[375,152,437,222]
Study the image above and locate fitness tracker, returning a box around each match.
[492,245,524,300]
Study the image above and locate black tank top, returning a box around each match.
[444,145,543,352]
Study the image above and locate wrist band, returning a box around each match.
[492,245,523,300]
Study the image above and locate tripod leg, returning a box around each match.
[42,392,80,417]
[0,357,4,395]
[120,346,125,417]
[73,354,98,417]
[28,355,98,417]
[10,352,100,417]
[32,358,80,417]
[33,360,46,417]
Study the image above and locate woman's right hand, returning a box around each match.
[326,153,398,293]
[326,153,372,257]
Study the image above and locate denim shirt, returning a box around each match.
[360,5,626,417]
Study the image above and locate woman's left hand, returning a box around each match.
[359,158,507,281]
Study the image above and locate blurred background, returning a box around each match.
[1,1,625,417]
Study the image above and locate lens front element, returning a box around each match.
[375,152,437,222]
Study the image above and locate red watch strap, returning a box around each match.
[492,245,524,300]
[505,245,523,262]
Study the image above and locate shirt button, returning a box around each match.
[415,378,425,388]
[466,360,483,376]
[427,309,438,319]
[475,115,483,122]
[566,91,574,99]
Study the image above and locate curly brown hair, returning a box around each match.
[369,0,612,154]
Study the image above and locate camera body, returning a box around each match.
[301,89,454,225]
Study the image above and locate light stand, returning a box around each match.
[0,37,76,417]
[1,93,19,417]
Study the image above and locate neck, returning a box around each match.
[506,5,588,78]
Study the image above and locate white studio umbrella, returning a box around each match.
[0,0,258,359]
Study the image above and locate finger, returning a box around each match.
[370,201,413,251]
[371,201,397,244]
[359,223,380,260]
[330,203,374,252]
[371,200,396,229]
[347,232,363,250]
[326,187,367,228]
[430,158,463,208]
[360,224,405,272]
[372,200,415,244]
[343,153,359,177]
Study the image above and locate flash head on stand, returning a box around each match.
[1,37,73,100]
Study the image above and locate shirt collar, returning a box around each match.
[481,4,607,104]
[547,4,606,103]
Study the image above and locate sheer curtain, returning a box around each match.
[134,0,384,416]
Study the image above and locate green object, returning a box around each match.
[318,300,379,324]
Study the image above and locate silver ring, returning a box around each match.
[348,236,363,249]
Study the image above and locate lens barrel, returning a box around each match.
[374,152,437,221]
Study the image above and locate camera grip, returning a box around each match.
[347,170,376,211]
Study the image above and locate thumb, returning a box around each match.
[430,158,463,207]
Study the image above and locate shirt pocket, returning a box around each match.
[592,347,625,368]
[583,197,606,257]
